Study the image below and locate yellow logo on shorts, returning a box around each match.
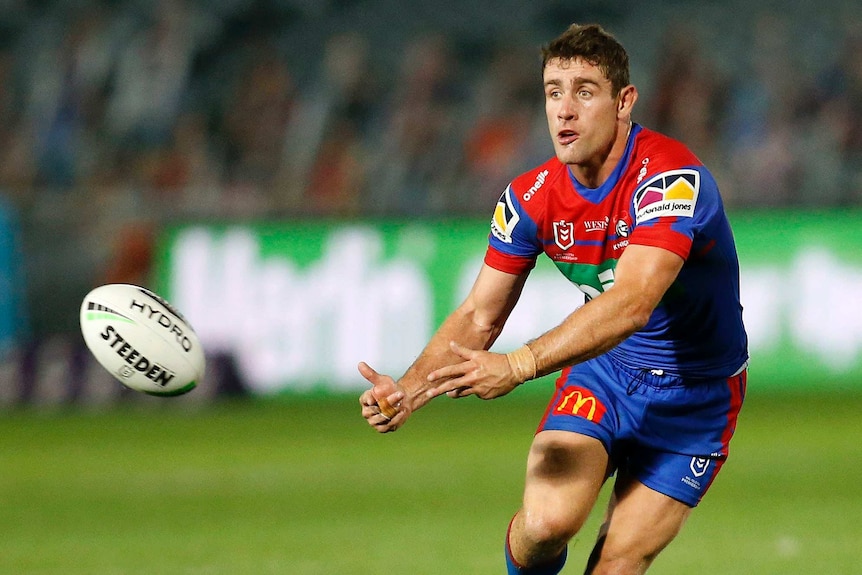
[555,386,606,423]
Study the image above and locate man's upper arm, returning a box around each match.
[612,243,685,317]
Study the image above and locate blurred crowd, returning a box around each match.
[0,0,860,338]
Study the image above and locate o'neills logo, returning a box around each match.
[522,169,549,201]
[555,385,606,422]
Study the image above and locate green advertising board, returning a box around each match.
[153,211,862,395]
[729,210,862,390]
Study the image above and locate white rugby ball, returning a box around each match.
[79,284,205,396]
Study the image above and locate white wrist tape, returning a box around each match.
[506,345,537,383]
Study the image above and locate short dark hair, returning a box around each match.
[542,24,631,96]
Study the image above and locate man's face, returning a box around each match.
[543,57,621,168]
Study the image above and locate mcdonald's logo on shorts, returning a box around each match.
[555,386,606,423]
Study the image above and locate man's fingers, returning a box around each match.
[376,394,399,419]
[372,407,406,432]
[425,375,471,399]
[359,388,378,407]
[427,361,471,382]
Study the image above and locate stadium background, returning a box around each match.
[0,0,860,573]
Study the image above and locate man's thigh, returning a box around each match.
[521,430,611,534]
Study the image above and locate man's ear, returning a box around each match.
[618,84,638,118]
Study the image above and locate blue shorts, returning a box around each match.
[537,354,747,507]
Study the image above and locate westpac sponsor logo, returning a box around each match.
[555,385,606,423]
[553,220,575,250]
[584,217,609,233]
[633,169,700,224]
[491,186,520,244]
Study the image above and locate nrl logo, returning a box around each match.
[690,457,710,478]
[553,220,574,250]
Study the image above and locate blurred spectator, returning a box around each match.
[458,42,545,213]
[25,7,113,190]
[100,220,155,289]
[647,24,728,169]
[811,25,862,205]
[0,48,34,200]
[219,38,295,217]
[106,0,199,153]
[301,118,366,216]
[721,13,806,206]
[365,33,467,216]
[146,111,224,217]
[276,31,380,216]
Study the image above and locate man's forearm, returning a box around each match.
[397,306,503,409]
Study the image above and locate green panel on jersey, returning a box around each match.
[553,259,618,299]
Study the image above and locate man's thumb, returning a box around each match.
[357,361,377,382]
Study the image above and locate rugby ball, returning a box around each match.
[79,284,205,396]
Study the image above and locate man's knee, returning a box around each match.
[506,509,572,572]
[518,507,579,550]
[519,433,609,546]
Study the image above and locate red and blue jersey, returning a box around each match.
[485,124,748,378]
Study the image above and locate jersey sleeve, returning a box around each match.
[484,184,541,275]
[628,166,720,260]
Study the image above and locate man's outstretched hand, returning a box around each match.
[358,362,408,433]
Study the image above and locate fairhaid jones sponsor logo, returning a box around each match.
[634,169,700,224]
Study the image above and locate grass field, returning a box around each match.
[1,387,861,574]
